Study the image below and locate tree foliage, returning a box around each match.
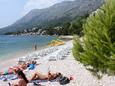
[73,0,115,77]
[69,17,86,35]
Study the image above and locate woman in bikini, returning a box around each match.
[29,71,62,81]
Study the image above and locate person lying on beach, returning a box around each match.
[9,70,28,86]
[29,71,62,81]
[0,63,28,76]
[0,61,39,76]
[0,68,16,75]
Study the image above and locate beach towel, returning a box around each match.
[30,76,60,84]
[0,74,18,81]
[0,83,9,86]
[30,78,60,86]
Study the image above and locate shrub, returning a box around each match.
[73,0,115,77]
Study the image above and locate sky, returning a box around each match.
[0,0,74,28]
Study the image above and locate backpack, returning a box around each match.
[59,76,70,85]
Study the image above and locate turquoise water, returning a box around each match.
[0,35,56,59]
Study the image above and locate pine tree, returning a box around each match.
[73,0,115,77]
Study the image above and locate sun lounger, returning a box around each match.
[48,56,57,61]
[47,46,72,61]
[17,46,59,64]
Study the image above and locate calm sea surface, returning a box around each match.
[0,35,56,60]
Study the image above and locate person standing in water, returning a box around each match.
[34,43,37,51]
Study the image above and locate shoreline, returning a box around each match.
[0,45,49,71]
[0,36,72,71]
[0,39,70,70]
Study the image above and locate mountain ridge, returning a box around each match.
[0,0,104,34]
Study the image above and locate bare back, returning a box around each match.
[18,79,27,86]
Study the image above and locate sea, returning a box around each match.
[0,35,56,60]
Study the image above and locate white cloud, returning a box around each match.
[22,0,74,15]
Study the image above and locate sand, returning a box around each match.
[0,40,115,86]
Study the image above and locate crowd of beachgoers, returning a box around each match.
[0,41,72,86]
[0,40,115,86]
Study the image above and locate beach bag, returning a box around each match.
[59,76,70,85]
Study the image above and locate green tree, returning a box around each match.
[69,17,86,36]
[73,0,115,77]
[62,22,71,35]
